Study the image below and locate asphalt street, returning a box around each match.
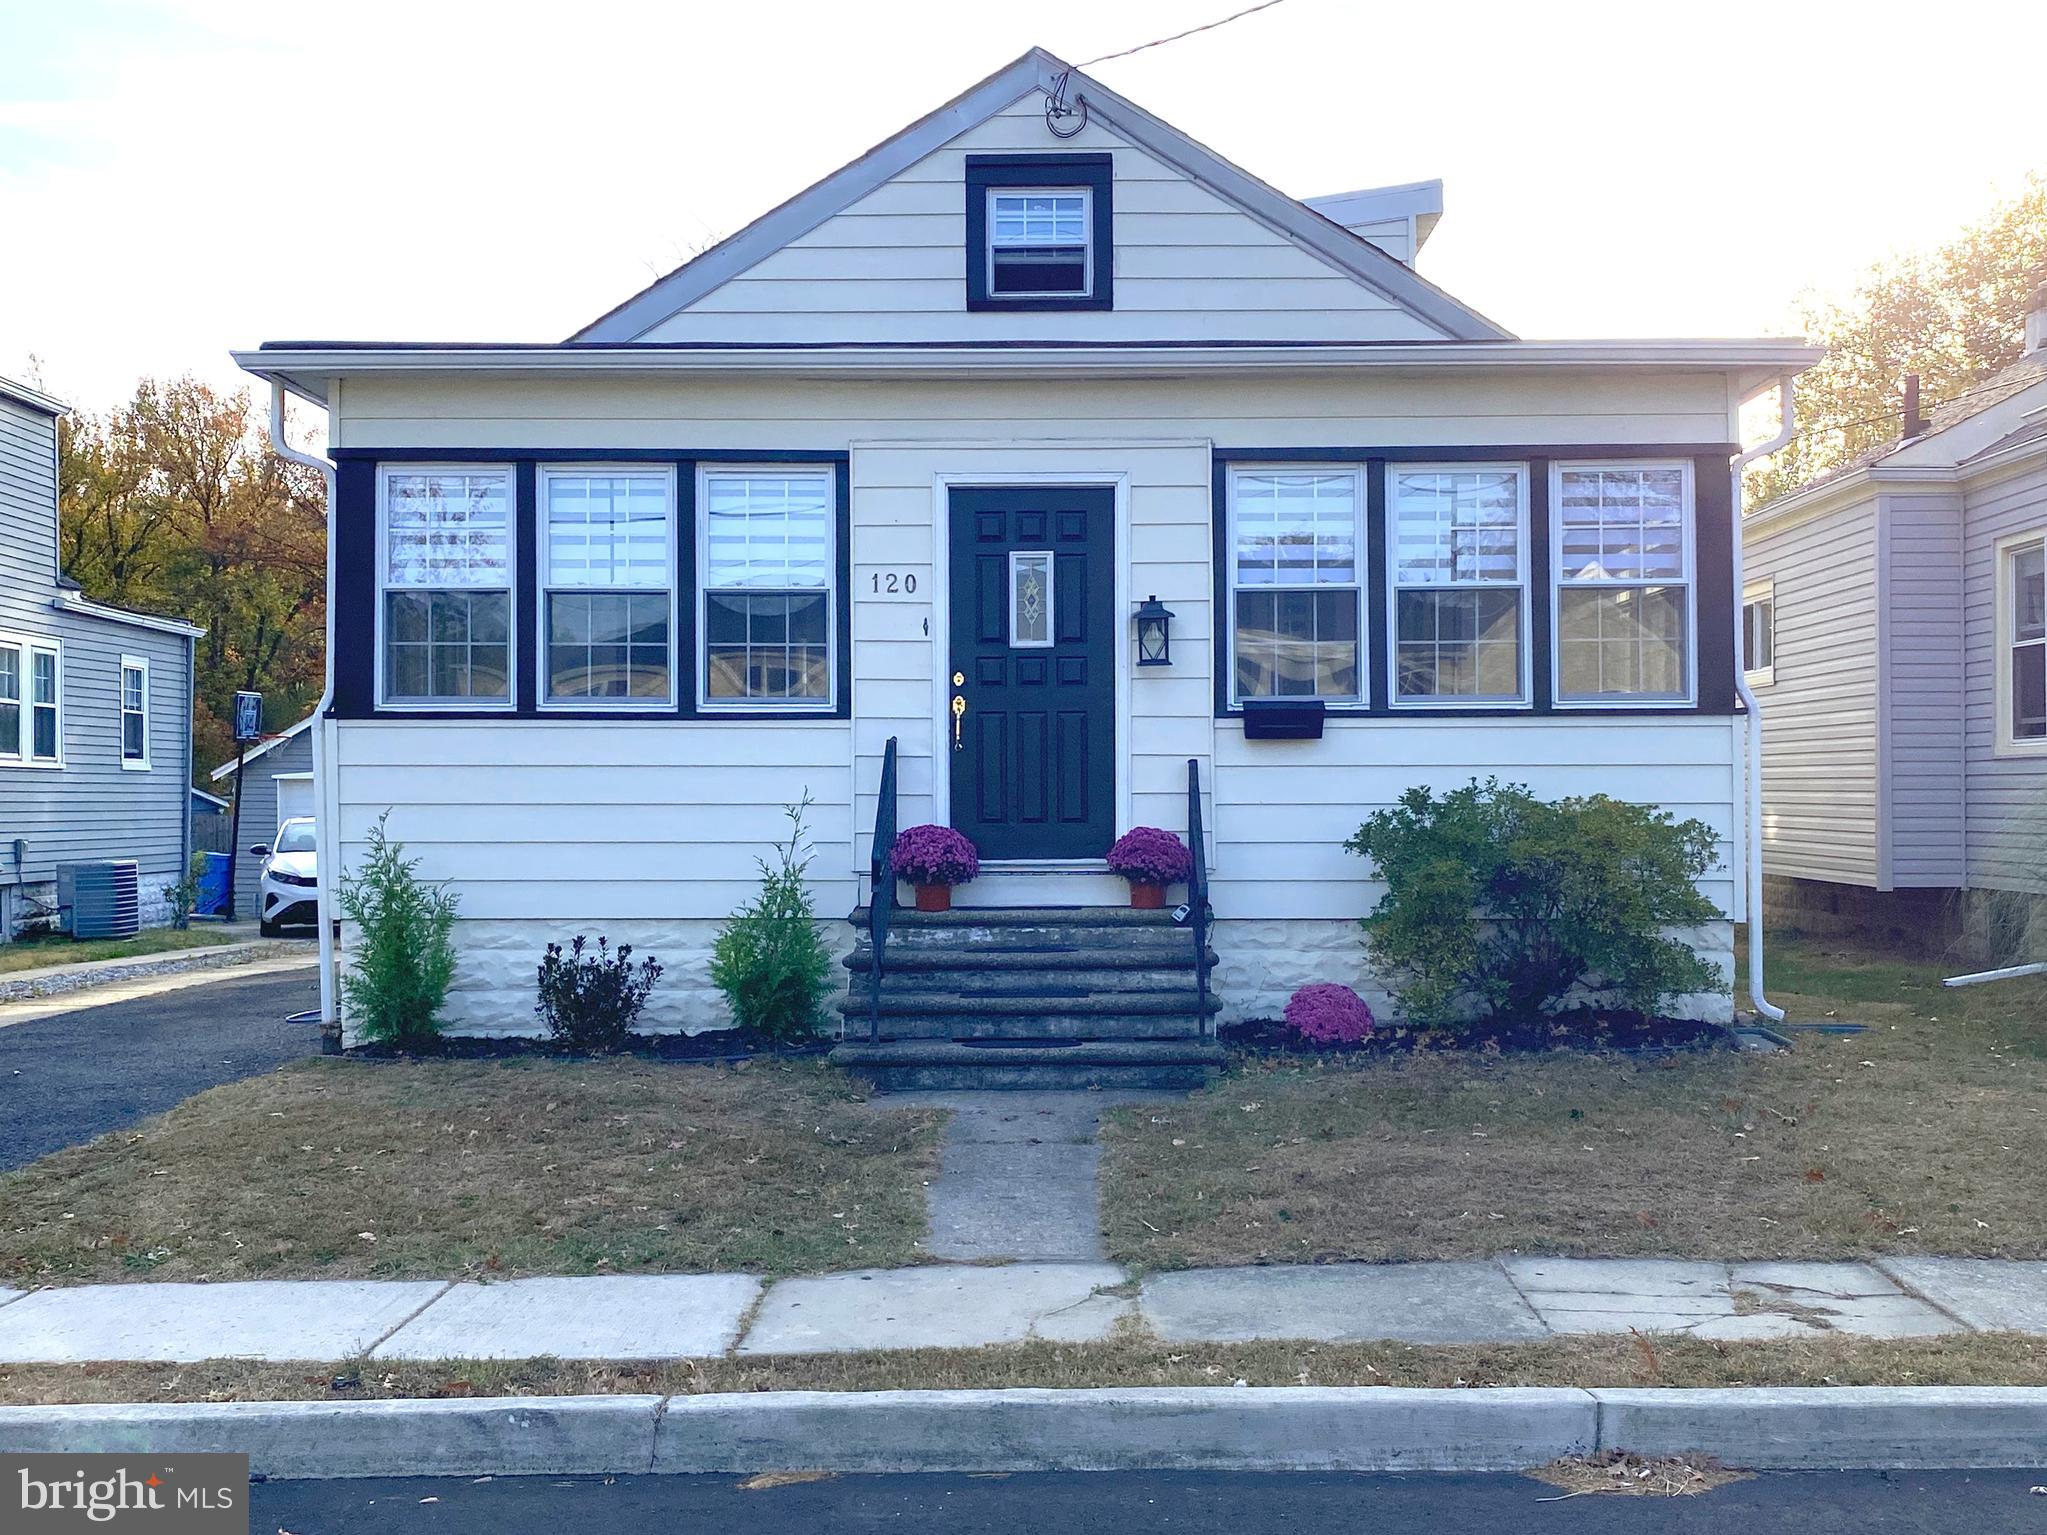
[0,963,319,1170]
[254,1469,2047,1533]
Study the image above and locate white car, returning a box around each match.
[253,817,318,937]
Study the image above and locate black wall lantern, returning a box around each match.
[1134,594,1175,666]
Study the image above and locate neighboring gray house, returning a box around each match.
[209,715,314,921]
[1,376,204,937]
[1746,296,2047,959]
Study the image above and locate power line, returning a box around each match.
[1076,0,1297,68]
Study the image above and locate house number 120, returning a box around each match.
[870,572,918,594]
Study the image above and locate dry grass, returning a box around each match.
[0,927,234,975]
[5,1331,2046,1407]
[1101,939,2047,1268]
[0,1057,941,1285]
[1529,1453,1750,1499]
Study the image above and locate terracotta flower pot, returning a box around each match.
[915,883,952,913]
[1128,881,1166,910]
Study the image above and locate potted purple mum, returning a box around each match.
[1105,826,1193,910]
[890,824,980,912]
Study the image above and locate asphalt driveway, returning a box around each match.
[0,967,319,1171]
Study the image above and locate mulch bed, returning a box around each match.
[1219,1008,1733,1058]
[348,1028,833,1064]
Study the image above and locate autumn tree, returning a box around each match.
[1751,174,2047,504]
[58,378,327,777]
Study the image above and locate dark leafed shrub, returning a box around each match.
[1345,778,1721,1029]
[536,934,663,1053]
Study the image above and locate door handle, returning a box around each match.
[951,691,966,750]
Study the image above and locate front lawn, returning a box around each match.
[0,927,235,975]
[0,1058,942,1284]
[1100,938,2047,1268]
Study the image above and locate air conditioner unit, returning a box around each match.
[56,860,142,939]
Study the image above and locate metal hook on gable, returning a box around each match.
[1044,70,1088,139]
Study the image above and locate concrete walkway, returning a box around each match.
[899,1090,1179,1262]
[1,1256,2043,1364]
[0,940,313,1026]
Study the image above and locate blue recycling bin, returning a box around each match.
[195,852,232,918]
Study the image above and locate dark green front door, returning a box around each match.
[948,485,1115,861]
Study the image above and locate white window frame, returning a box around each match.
[985,187,1094,300]
[374,464,517,712]
[1994,528,2047,757]
[1384,461,1532,709]
[1549,458,1699,708]
[1007,550,1056,649]
[1742,580,1775,687]
[1225,464,1368,709]
[0,632,60,769]
[694,464,838,714]
[119,654,150,770]
[536,463,679,711]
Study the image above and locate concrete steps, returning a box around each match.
[831,905,1222,1091]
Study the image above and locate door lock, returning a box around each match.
[951,691,966,750]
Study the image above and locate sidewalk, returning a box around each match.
[1,1256,2043,1363]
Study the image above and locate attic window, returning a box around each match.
[989,193,1090,297]
[965,153,1112,312]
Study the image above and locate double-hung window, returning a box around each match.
[0,637,60,764]
[965,153,1112,311]
[120,657,149,768]
[987,192,1091,299]
[699,468,835,709]
[1743,584,1775,683]
[2000,531,2045,751]
[541,467,676,705]
[1228,467,1364,703]
[1388,465,1529,704]
[379,467,513,706]
[1552,462,1696,704]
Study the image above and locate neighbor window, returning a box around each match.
[988,191,1091,298]
[1388,465,1528,704]
[541,467,676,706]
[0,637,54,763]
[698,468,834,708]
[1552,462,1695,704]
[2002,532,2045,749]
[1229,468,1364,704]
[120,657,149,767]
[379,467,512,706]
[1743,587,1775,681]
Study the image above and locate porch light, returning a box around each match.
[1134,594,1175,667]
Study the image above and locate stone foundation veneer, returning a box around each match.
[349,914,1734,1043]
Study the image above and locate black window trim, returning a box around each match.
[330,449,851,722]
[1211,444,1740,721]
[965,153,1114,313]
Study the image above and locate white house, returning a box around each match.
[1745,294,2047,960]
[235,49,1816,1082]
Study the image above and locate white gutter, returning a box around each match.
[50,592,205,638]
[265,384,340,1042]
[1731,375,1798,1023]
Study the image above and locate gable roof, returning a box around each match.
[0,375,67,417]
[210,713,315,781]
[571,48,1511,345]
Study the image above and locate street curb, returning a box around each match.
[0,1396,665,1479]
[0,941,310,1003]
[7,1385,2046,1479]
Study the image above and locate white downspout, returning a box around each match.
[1731,375,1797,1022]
[266,384,339,1041]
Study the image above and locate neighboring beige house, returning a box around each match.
[234,49,1818,1078]
[1746,294,2047,959]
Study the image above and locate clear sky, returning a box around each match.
[3,0,2043,412]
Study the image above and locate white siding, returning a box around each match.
[635,97,1446,345]
[1960,461,2047,893]
[1880,491,1966,886]
[1746,497,1883,886]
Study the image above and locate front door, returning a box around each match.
[948,485,1115,862]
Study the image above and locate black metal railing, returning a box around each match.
[867,735,899,1044]
[1186,756,1212,1029]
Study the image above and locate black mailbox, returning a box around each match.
[1242,697,1326,740]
